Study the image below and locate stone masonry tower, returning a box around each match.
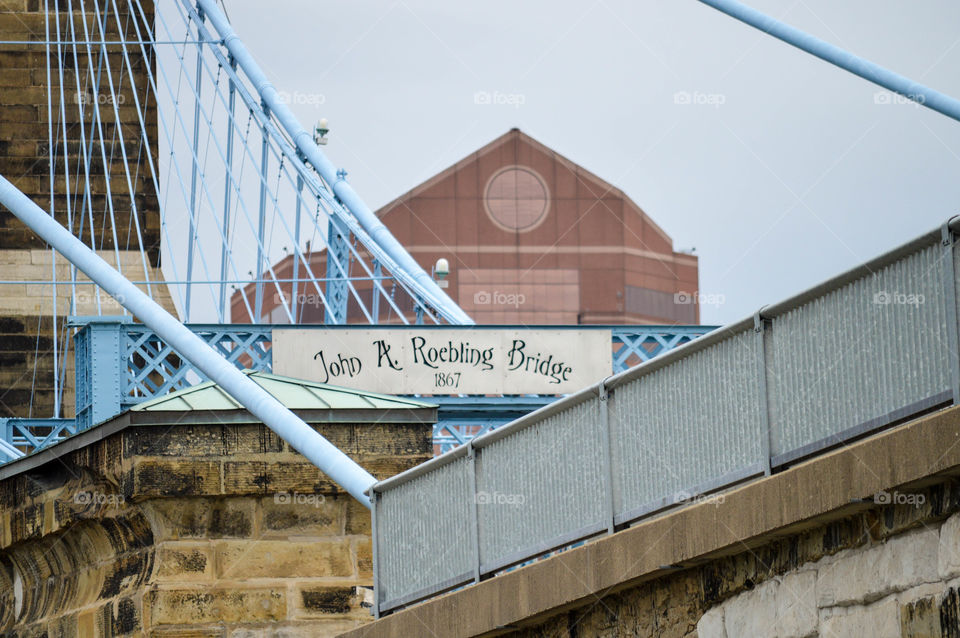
[0,0,173,418]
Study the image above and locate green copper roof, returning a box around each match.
[130,370,434,412]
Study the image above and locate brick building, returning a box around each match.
[232,129,700,325]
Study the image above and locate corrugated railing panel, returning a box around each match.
[369,224,960,614]
[610,330,766,523]
[769,242,951,461]
[475,398,606,573]
[375,456,474,608]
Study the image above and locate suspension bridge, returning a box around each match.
[0,0,710,463]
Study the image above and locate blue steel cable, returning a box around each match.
[89,0,153,299]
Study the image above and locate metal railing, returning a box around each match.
[370,220,960,615]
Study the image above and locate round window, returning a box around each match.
[484,166,550,232]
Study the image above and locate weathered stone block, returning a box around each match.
[1,509,12,548]
[155,544,213,583]
[298,586,353,616]
[222,461,320,496]
[227,620,365,637]
[817,528,939,607]
[124,424,284,458]
[900,593,942,638]
[261,494,341,538]
[940,513,960,580]
[344,498,371,536]
[722,578,777,637]
[208,499,255,538]
[696,606,726,638]
[146,588,286,625]
[141,499,210,540]
[820,598,900,638]
[354,455,431,482]
[148,628,225,637]
[215,540,354,579]
[939,587,960,638]
[775,570,817,638]
[97,597,140,636]
[354,424,432,456]
[126,459,221,498]
[77,610,95,638]
[355,539,373,579]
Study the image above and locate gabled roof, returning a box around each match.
[131,370,434,412]
[376,128,674,246]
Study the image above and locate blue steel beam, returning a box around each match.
[0,174,377,506]
[325,216,350,324]
[698,0,960,123]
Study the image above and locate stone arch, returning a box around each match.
[0,501,155,630]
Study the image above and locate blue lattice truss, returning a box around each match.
[0,322,715,461]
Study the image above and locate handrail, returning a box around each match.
[371,217,960,613]
[377,220,952,493]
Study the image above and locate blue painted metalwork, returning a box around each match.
[698,0,960,123]
[430,396,557,455]
[0,419,76,460]
[0,174,377,505]
[219,55,239,322]
[254,116,271,323]
[193,0,472,325]
[325,216,351,324]
[185,5,205,322]
[73,316,129,431]
[372,261,382,324]
[6,0,485,421]
[2,323,714,461]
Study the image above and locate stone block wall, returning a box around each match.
[0,415,432,636]
[0,249,175,418]
[0,0,171,419]
[0,0,160,257]
[502,481,960,638]
[697,500,960,638]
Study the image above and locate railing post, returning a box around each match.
[754,312,774,475]
[370,488,381,619]
[467,441,482,583]
[73,317,129,431]
[598,380,616,534]
[942,221,960,405]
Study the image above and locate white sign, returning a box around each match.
[272,329,613,395]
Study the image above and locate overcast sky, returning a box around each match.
[219,0,960,325]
